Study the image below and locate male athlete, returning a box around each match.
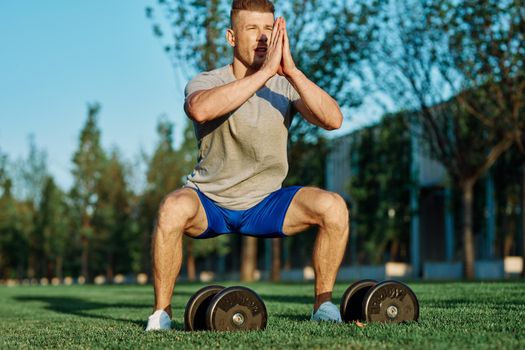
[146,0,349,330]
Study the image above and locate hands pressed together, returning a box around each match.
[262,17,298,78]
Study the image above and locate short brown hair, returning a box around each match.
[230,0,275,29]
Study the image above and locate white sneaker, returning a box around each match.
[145,310,172,331]
[310,301,343,323]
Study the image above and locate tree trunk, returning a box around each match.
[390,239,400,261]
[106,253,114,284]
[461,180,476,280]
[186,239,196,282]
[55,256,63,280]
[283,239,291,270]
[17,262,24,281]
[241,236,258,282]
[81,214,91,282]
[522,162,525,278]
[271,238,281,282]
[47,260,53,280]
[81,236,89,282]
[27,255,36,279]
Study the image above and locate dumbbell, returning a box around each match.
[340,279,419,323]
[184,285,268,331]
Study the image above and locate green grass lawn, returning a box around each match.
[0,281,524,349]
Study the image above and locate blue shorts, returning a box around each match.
[192,186,303,239]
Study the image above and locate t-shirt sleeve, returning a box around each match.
[285,79,300,124]
[286,81,300,104]
[185,71,224,98]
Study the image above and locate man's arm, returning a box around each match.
[185,71,271,124]
[279,18,343,130]
[288,70,343,130]
[185,19,285,124]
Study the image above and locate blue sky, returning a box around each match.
[0,1,190,190]
[0,1,378,191]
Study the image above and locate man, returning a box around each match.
[146,0,349,331]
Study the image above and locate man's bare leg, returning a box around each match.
[151,188,208,317]
[282,187,350,311]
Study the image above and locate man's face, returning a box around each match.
[230,10,275,70]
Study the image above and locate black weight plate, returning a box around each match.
[340,279,377,323]
[184,285,225,331]
[206,286,267,331]
[363,280,419,323]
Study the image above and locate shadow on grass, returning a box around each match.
[14,295,185,329]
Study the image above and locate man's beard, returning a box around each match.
[251,59,264,70]
[235,51,264,71]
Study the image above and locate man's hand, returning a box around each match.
[261,17,284,77]
[274,17,343,130]
[279,18,298,78]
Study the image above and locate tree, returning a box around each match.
[428,0,525,276]
[0,177,31,280]
[0,152,18,279]
[358,0,522,278]
[37,176,71,279]
[147,0,368,280]
[13,135,48,206]
[349,113,411,264]
[92,149,135,281]
[70,103,107,281]
[14,136,48,278]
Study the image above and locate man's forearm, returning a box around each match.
[286,69,343,130]
[186,69,273,124]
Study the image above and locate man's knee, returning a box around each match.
[157,189,199,232]
[316,192,349,231]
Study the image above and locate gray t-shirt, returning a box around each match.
[184,65,300,210]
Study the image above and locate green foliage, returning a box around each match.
[36,177,70,278]
[92,149,137,276]
[349,113,411,263]
[357,0,523,276]
[425,0,525,153]
[146,0,231,72]
[492,144,523,256]
[0,175,23,278]
[13,135,48,206]
[146,117,185,194]
[360,0,523,181]
[70,103,108,280]
[71,103,107,212]
[284,132,327,188]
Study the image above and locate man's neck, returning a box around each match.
[231,58,258,80]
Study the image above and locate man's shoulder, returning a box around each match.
[191,65,233,83]
[185,65,233,96]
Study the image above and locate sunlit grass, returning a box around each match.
[0,281,524,349]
